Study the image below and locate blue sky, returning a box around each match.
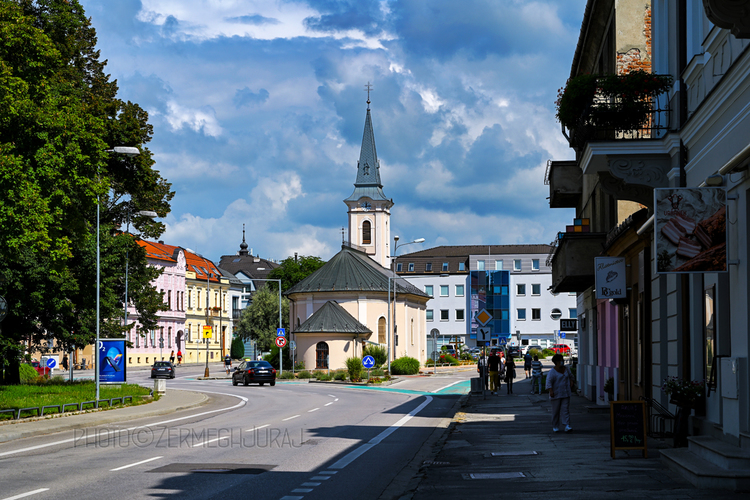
[84,0,586,263]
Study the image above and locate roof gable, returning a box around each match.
[294,300,372,334]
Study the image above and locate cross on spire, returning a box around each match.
[364,82,372,109]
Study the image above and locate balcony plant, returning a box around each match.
[661,376,704,407]
[556,70,673,130]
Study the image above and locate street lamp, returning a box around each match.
[196,254,214,378]
[386,236,424,375]
[97,146,140,401]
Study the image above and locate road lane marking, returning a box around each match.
[279,497,303,500]
[310,476,331,480]
[432,380,462,393]
[282,415,300,421]
[328,396,433,470]
[319,470,337,474]
[324,402,333,406]
[301,482,321,486]
[2,489,50,500]
[0,390,247,458]
[291,489,313,493]
[110,456,163,471]
[191,435,229,447]
[327,394,336,398]
[334,398,339,401]
[246,424,269,431]
[308,408,320,412]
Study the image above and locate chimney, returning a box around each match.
[295,252,298,262]
[158,240,164,244]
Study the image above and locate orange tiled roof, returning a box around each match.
[137,240,222,283]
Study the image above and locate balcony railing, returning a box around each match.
[565,91,670,151]
[232,308,242,320]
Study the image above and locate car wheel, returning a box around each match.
[232,377,238,386]
[243,375,249,386]
[151,375,155,379]
[259,382,264,386]
[270,380,276,387]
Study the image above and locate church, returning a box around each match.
[285,98,430,371]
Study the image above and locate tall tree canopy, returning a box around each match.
[234,287,290,351]
[0,0,173,383]
[267,255,326,292]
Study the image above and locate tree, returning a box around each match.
[234,287,289,351]
[0,1,172,383]
[230,336,245,360]
[267,255,326,292]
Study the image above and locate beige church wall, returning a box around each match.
[295,333,371,371]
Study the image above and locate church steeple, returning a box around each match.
[239,224,249,256]
[345,90,389,203]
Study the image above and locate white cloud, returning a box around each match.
[163,100,223,137]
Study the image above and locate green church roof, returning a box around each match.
[285,245,429,297]
[294,300,372,334]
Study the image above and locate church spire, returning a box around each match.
[239,224,249,256]
[344,90,389,202]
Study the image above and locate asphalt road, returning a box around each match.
[0,365,470,500]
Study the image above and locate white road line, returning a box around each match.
[190,435,229,448]
[282,415,300,421]
[327,394,336,398]
[2,489,50,500]
[324,402,333,406]
[0,390,248,458]
[310,476,331,480]
[319,470,337,474]
[308,408,320,412]
[329,396,433,470]
[110,456,163,471]
[291,489,313,493]
[334,398,339,401]
[301,482,321,486]
[279,497,303,500]
[246,424,269,431]
[432,380,462,393]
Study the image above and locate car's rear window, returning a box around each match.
[248,361,272,368]
[154,362,171,367]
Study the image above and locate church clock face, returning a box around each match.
[360,202,372,211]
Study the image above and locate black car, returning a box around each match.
[506,346,522,358]
[232,360,276,386]
[151,361,176,379]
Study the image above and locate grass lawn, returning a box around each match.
[0,379,153,420]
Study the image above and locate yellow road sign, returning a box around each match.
[202,325,212,338]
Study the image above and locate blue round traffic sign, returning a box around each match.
[46,357,57,369]
[362,355,375,369]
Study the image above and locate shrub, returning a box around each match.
[315,372,333,381]
[370,368,385,377]
[390,356,420,375]
[333,370,347,381]
[294,360,305,371]
[542,348,556,358]
[230,337,245,360]
[19,363,39,383]
[296,370,312,379]
[278,371,295,380]
[363,344,387,367]
[345,357,363,381]
[528,348,546,360]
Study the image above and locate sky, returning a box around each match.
[83,0,587,264]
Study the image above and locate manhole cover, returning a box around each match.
[148,463,274,474]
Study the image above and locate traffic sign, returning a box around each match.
[498,337,508,345]
[275,336,287,348]
[46,357,57,369]
[202,325,212,338]
[477,326,491,341]
[476,309,493,326]
[289,340,296,350]
[560,331,566,339]
[362,355,375,369]
[277,328,286,337]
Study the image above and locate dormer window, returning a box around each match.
[425,263,433,272]
[396,263,403,272]
[408,263,414,272]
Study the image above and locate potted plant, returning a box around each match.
[603,377,615,401]
[661,376,704,408]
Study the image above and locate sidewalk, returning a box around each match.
[398,374,749,500]
[0,389,208,444]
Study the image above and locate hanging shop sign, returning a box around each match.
[595,257,627,299]
[654,188,727,273]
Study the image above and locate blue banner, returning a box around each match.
[99,339,127,383]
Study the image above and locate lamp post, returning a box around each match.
[123,207,157,337]
[387,236,424,375]
[248,279,283,374]
[97,147,140,401]
[196,254,213,378]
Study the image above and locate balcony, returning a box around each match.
[548,232,607,293]
[545,160,582,208]
[232,308,242,320]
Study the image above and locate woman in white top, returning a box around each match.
[545,353,574,432]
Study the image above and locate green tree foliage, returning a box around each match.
[267,255,326,292]
[363,344,387,367]
[235,287,289,351]
[0,0,173,383]
[263,345,291,371]
[230,337,245,360]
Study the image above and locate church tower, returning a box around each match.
[344,90,393,268]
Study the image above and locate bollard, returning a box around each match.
[470,377,483,394]
[154,378,166,395]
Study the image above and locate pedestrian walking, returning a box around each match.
[523,351,532,378]
[224,354,232,375]
[531,355,543,394]
[169,350,175,364]
[546,353,574,432]
[488,350,501,394]
[177,350,182,365]
[477,349,489,390]
[61,355,69,371]
[504,354,516,394]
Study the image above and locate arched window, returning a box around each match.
[362,220,372,244]
[378,317,386,344]
[316,342,329,369]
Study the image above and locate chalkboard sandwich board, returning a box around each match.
[610,400,648,458]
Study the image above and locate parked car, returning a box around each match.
[29,360,51,376]
[232,360,276,386]
[506,346,522,358]
[151,361,176,379]
[551,344,572,355]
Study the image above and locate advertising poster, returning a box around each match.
[99,339,127,383]
[655,188,727,273]
[595,257,627,299]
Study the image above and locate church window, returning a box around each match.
[378,317,386,344]
[316,342,329,369]
[362,221,372,244]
